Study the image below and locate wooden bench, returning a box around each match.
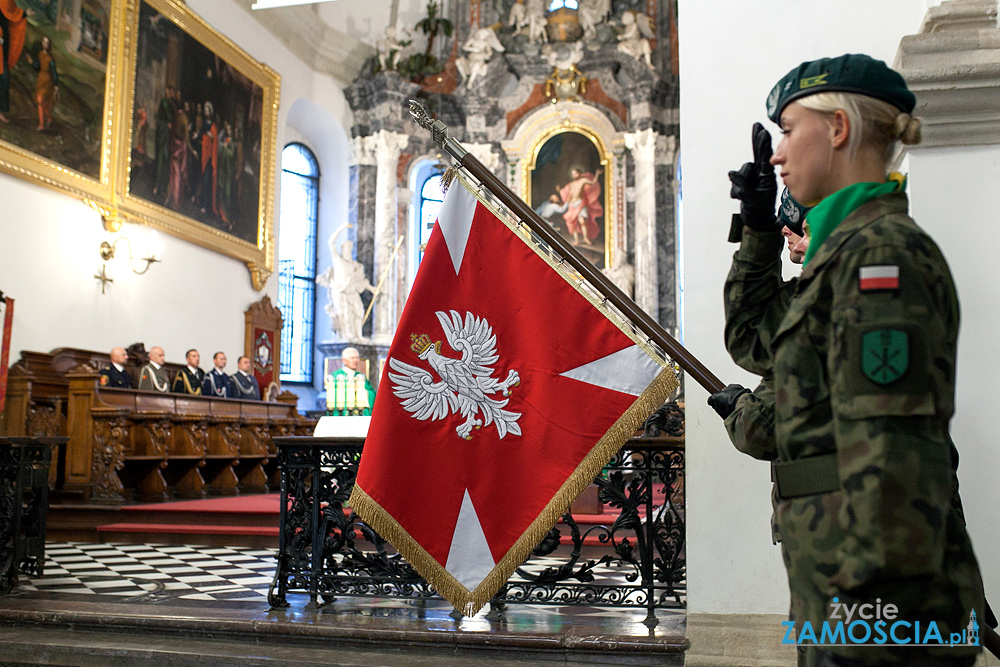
[1,347,314,504]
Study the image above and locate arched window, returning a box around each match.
[277,143,319,384]
[548,0,578,10]
[407,158,446,286]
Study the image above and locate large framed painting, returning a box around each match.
[114,0,280,289]
[0,0,123,202]
[528,129,609,269]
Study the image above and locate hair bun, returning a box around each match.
[895,114,923,145]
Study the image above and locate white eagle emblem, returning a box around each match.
[389,310,522,440]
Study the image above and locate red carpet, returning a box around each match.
[129,494,281,513]
[97,490,665,548]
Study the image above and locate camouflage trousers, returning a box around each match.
[778,489,983,667]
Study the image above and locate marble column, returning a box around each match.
[372,129,410,343]
[624,129,659,321]
[349,135,377,283]
[656,135,679,331]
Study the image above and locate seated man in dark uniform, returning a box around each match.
[172,348,205,395]
[202,351,232,397]
[99,347,132,388]
[230,355,261,400]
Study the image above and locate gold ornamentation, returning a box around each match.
[544,66,587,103]
[0,0,279,291]
[410,333,433,355]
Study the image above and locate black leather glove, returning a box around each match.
[728,123,779,232]
[708,384,751,419]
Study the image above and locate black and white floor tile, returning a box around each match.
[17,543,277,604]
[14,542,682,624]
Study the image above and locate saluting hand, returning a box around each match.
[728,123,779,232]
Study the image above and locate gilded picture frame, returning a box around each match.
[527,127,610,270]
[114,0,280,289]
[0,0,124,204]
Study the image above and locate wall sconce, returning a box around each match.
[95,235,162,294]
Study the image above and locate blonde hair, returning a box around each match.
[797,92,922,165]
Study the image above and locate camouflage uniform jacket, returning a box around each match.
[770,192,983,664]
[722,226,794,542]
[722,225,797,462]
[724,226,797,378]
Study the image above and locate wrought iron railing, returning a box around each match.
[268,403,685,628]
[0,437,59,594]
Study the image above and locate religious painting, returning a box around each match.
[528,130,608,269]
[115,0,280,289]
[0,0,120,200]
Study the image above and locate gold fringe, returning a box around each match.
[348,367,678,616]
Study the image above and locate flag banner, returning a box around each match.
[0,296,13,415]
[349,173,678,615]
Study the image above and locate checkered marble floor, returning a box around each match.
[17,543,277,604]
[13,542,680,621]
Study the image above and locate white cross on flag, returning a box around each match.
[349,174,677,615]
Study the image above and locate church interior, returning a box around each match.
[1,0,999,664]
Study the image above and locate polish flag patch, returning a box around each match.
[859,265,900,291]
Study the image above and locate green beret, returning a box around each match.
[766,54,916,123]
[777,188,810,237]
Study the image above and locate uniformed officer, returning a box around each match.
[99,347,133,389]
[230,355,261,400]
[172,348,204,395]
[202,351,232,398]
[713,54,987,667]
[137,346,170,393]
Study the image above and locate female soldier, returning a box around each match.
[718,54,987,667]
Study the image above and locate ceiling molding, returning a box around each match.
[238,0,374,85]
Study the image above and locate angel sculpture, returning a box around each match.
[508,0,529,32]
[456,26,505,88]
[388,310,522,440]
[543,41,584,71]
[616,10,654,69]
[377,25,411,72]
[526,0,549,45]
[578,0,610,41]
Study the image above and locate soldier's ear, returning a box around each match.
[831,110,850,149]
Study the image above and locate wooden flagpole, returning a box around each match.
[407,100,725,395]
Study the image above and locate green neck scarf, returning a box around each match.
[803,175,905,267]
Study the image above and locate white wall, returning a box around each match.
[678,0,942,614]
[908,144,1000,610]
[0,0,350,403]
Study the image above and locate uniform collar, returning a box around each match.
[113,363,125,372]
[799,191,910,281]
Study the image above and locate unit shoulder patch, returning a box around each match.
[862,328,909,385]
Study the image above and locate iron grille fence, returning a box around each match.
[268,403,685,628]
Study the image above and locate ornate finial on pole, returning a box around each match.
[408,99,432,130]
[408,99,468,161]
